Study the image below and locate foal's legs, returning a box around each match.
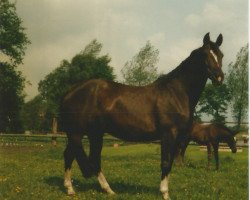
[212,142,219,170]
[207,143,212,170]
[160,129,178,200]
[88,134,115,195]
[178,140,189,165]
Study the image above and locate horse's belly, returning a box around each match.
[106,115,159,142]
[109,129,160,142]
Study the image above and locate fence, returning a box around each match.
[0,133,248,149]
[0,119,248,147]
[0,133,122,147]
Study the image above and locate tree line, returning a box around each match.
[0,0,248,133]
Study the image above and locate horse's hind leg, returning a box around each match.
[64,133,98,195]
[72,135,93,178]
[88,134,115,195]
[64,141,76,195]
[207,143,212,170]
[212,142,219,170]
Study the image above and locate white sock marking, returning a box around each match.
[160,176,171,199]
[64,169,75,195]
[98,172,115,195]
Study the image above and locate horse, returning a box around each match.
[176,122,237,170]
[60,33,224,200]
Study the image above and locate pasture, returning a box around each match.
[0,137,248,200]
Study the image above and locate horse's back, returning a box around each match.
[60,78,191,140]
[60,79,114,133]
[60,79,155,134]
[209,123,233,140]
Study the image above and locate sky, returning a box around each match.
[13,0,248,100]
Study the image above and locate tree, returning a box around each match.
[21,95,52,132]
[227,44,248,129]
[195,83,231,123]
[38,40,115,121]
[0,0,30,133]
[121,41,160,86]
[0,0,30,65]
[0,63,25,132]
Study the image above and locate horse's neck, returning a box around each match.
[180,64,208,109]
[170,57,208,110]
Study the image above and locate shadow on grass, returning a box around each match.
[110,181,158,195]
[44,176,100,193]
[44,176,66,193]
[44,176,158,195]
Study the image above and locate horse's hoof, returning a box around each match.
[106,187,116,195]
[162,192,171,200]
[67,188,76,196]
[108,191,116,195]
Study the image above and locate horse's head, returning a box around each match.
[227,136,237,153]
[202,33,224,85]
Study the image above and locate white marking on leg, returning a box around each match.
[64,169,75,195]
[160,176,170,200]
[98,172,115,195]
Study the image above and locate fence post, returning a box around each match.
[52,117,57,146]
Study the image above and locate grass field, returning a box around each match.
[0,138,248,200]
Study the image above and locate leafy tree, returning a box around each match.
[0,0,30,133]
[0,63,25,132]
[0,0,30,65]
[21,95,52,132]
[121,41,160,86]
[38,40,115,120]
[195,83,231,123]
[227,44,248,129]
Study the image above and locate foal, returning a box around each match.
[177,122,237,169]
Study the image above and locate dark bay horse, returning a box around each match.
[176,122,237,170]
[60,33,224,200]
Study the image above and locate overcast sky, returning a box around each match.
[14,0,248,100]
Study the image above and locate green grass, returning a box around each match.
[0,140,248,200]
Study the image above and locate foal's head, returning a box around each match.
[227,136,237,153]
[222,128,237,153]
[201,33,224,85]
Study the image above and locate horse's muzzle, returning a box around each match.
[232,148,237,153]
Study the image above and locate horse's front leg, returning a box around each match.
[160,129,178,200]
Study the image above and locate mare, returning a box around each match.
[60,33,224,200]
[176,122,237,170]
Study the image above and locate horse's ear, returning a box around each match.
[216,34,223,46]
[203,32,210,46]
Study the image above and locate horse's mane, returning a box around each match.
[154,48,202,85]
[214,123,236,136]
